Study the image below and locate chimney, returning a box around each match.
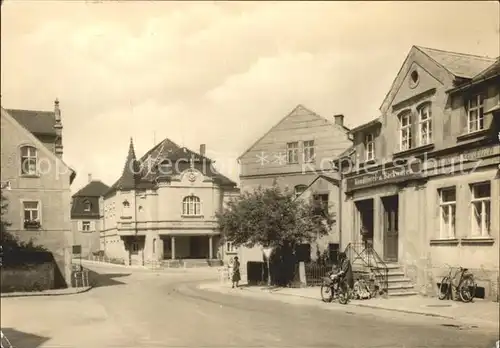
[199,144,206,156]
[334,114,344,127]
[88,173,93,183]
[54,98,61,123]
[54,98,64,158]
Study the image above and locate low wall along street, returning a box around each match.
[0,262,55,293]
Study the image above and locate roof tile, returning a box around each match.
[417,46,496,79]
[6,109,56,136]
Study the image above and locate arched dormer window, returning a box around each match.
[84,200,92,212]
[20,145,38,175]
[182,195,201,216]
[417,102,432,146]
[294,185,308,199]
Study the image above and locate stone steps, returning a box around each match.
[160,259,223,268]
[352,262,417,297]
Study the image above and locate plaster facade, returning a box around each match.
[101,140,239,266]
[1,106,75,288]
[339,46,500,300]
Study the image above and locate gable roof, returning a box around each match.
[72,180,110,198]
[417,46,496,79]
[5,109,57,136]
[106,137,237,196]
[237,104,350,160]
[1,107,76,183]
[294,174,340,200]
[379,45,495,113]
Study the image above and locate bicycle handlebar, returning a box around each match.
[444,264,466,271]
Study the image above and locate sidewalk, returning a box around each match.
[1,286,92,298]
[77,259,221,274]
[201,282,499,330]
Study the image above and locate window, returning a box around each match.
[84,201,91,212]
[303,140,315,163]
[399,112,412,151]
[418,104,432,146]
[23,201,40,229]
[364,133,375,161]
[294,185,308,198]
[182,196,201,216]
[467,95,484,133]
[226,242,236,253]
[81,221,91,231]
[410,70,419,84]
[286,142,299,164]
[470,182,491,237]
[20,146,37,175]
[313,194,329,216]
[439,188,456,239]
[123,200,130,208]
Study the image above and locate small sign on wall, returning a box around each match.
[72,245,82,255]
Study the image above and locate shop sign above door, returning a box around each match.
[346,161,422,192]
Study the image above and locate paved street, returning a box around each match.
[1,263,499,348]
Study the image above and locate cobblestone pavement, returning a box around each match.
[1,263,498,348]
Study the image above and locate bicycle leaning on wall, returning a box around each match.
[438,264,477,303]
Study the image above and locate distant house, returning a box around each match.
[237,104,352,265]
[295,174,341,263]
[1,101,76,288]
[102,138,239,266]
[71,175,109,257]
[239,104,351,193]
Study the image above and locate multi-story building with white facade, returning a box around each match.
[101,138,239,266]
[339,46,499,299]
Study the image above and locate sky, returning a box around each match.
[1,1,499,192]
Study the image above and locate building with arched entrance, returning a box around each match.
[101,138,239,267]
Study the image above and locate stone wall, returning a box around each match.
[1,262,55,293]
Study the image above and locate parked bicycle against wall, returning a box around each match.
[438,264,476,303]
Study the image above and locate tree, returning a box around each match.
[216,185,334,250]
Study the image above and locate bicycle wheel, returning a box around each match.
[438,276,451,300]
[338,281,350,305]
[320,283,333,303]
[459,275,476,303]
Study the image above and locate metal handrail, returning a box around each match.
[344,242,389,296]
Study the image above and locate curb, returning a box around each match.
[252,288,454,319]
[203,283,455,320]
[199,283,498,329]
[1,286,93,299]
[350,303,453,320]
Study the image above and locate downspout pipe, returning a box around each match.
[336,159,343,253]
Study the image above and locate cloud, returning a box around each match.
[1,0,498,191]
